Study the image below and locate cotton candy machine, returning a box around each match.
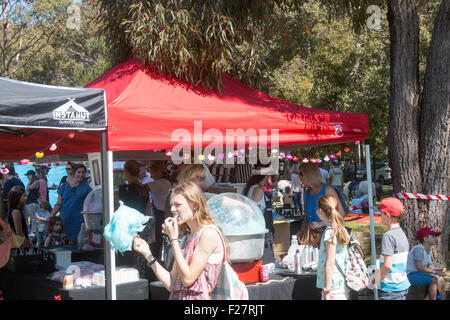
[207,193,268,263]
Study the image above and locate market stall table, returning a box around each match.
[0,245,141,300]
[149,268,321,300]
[0,268,148,300]
[59,245,135,266]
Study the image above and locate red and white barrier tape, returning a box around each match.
[394,193,450,201]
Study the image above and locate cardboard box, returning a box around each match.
[49,249,72,266]
[92,267,140,286]
[273,220,291,254]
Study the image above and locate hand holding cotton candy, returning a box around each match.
[103,205,150,253]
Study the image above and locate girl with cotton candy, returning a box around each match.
[133,181,228,300]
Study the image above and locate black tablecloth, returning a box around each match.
[58,245,134,266]
[246,275,296,300]
[149,270,322,300]
[0,269,148,300]
[275,269,321,300]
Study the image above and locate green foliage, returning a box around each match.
[247,1,391,158]
[8,0,112,87]
[234,0,437,159]
[3,0,441,162]
[0,0,72,77]
[96,0,303,91]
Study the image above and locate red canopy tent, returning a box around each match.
[84,59,374,300]
[85,59,369,151]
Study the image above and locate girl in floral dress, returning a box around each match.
[133,181,228,300]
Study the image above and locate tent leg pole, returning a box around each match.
[101,131,116,300]
[364,141,378,300]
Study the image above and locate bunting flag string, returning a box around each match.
[22,132,76,162]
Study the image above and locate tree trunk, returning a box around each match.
[418,0,450,266]
[1,0,7,76]
[387,1,423,240]
[13,29,23,74]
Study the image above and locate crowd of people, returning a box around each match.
[0,162,88,248]
[0,159,446,301]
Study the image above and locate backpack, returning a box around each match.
[336,233,370,291]
[197,226,249,300]
[209,260,249,300]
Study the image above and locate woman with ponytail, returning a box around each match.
[316,194,350,300]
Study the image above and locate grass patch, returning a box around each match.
[382,184,393,198]
[345,221,387,236]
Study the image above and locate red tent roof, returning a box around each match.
[1,128,100,160]
[85,59,369,151]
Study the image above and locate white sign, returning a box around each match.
[53,98,90,125]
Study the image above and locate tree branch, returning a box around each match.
[4,28,55,77]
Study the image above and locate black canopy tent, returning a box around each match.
[0,77,106,130]
[0,76,119,299]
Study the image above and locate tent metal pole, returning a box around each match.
[101,130,116,300]
[364,141,378,300]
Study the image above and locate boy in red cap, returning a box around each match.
[406,227,446,300]
[375,197,411,299]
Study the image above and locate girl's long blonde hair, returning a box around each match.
[171,181,230,262]
[317,194,349,246]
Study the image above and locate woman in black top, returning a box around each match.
[118,160,150,278]
[119,160,149,215]
[7,185,31,248]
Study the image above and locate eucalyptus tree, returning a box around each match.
[97,0,302,92]
[331,0,449,264]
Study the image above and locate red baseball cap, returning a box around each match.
[379,197,404,217]
[417,228,441,240]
